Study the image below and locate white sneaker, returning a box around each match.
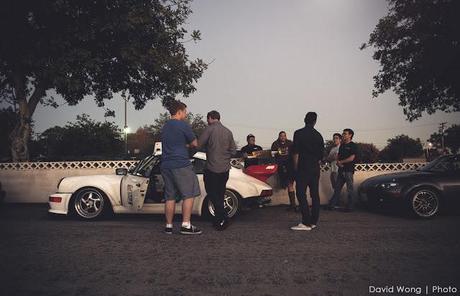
[290,223,312,231]
[310,224,317,229]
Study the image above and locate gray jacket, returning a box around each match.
[198,121,237,173]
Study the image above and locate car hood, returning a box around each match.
[361,170,433,187]
[59,174,123,191]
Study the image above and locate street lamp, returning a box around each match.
[425,141,433,161]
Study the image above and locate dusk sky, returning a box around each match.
[32,0,460,149]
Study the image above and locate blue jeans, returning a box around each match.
[328,171,354,209]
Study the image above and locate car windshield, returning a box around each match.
[419,155,455,172]
[130,155,158,177]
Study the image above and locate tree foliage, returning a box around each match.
[0,108,19,161]
[379,135,423,162]
[362,0,460,121]
[0,0,206,161]
[355,143,380,163]
[148,111,206,139]
[324,140,379,163]
[127,112,207,158]
[37,114,124,160]
[429,124,460,154]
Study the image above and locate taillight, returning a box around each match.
[49,196,62,203]
[260,190,273,197]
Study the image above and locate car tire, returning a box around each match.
[71,187,112,220]
[204,189,241,219]
[408,187,440,219]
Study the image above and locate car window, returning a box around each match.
[143,157,161,177]
[421,156,453,172]
[451,157,460,172]
[132,156,160,177]
[192,158,206,174]
[423,156,459,173]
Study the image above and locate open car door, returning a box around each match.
[121,155,159,210]
[121,175,149,210]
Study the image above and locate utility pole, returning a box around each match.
[439,122,447,154]
[122,95,130,158]
[124,98,128,157]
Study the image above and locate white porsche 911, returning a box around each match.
[48,152,274,220]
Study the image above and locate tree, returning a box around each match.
[324,140,379,163]
[148,112,207,139]
[429,124,460,154]
[37,114,124,161]
[125,112,207,158]
[379,135,423,162]
[362,0,460,121]
[355,143,380,163]
[0,0,206,161]
[0,107,19,161]
[127,126,156,159]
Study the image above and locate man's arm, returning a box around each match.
[326,149,336,162]
[197,126,210,150]
[182,122,198,149]
[229,132,237,155]
[292,153,299,171]
[337,154,355,166]
[318,134,325,163]
[189,138,198,148]
[292,131,300,171]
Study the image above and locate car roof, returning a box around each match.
[153,151,207,160]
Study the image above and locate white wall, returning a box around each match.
[0,162,415,205]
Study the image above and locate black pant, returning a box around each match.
[204,169,229,222]
[295,170,320,226]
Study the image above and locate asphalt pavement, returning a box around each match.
[0,204,459,296]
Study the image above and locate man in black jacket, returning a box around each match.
[291,112,324,231]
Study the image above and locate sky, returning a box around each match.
[31,0,460,149]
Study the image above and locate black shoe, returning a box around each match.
[180,225,202,235]
[164,227,173,235]
[213,219,230,231]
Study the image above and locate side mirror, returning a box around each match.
[116,168,128,176]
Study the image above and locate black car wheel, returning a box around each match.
[204,190,241,219]
[71,187,111,220]
[409,188,440,219]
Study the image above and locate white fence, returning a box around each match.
[0,161,426,205]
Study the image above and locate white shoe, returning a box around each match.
[310,224,317,229]
[290,223,312,231]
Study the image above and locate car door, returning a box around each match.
[191,156,206,197]
[121,156,157,210]
[121,174,149,210]
[440,155,460,204]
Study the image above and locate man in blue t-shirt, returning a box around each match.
[161,100,202,235]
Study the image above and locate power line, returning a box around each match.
[224,121,441,133]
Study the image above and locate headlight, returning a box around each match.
[380,182,401,191]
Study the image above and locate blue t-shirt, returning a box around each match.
[160,119,196,169]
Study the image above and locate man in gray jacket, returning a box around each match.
[198,110,237,230]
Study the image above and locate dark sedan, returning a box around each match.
[358,154,460,218]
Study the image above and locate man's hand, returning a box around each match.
[189,139,198,148]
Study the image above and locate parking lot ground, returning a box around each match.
[0,204,459,296]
